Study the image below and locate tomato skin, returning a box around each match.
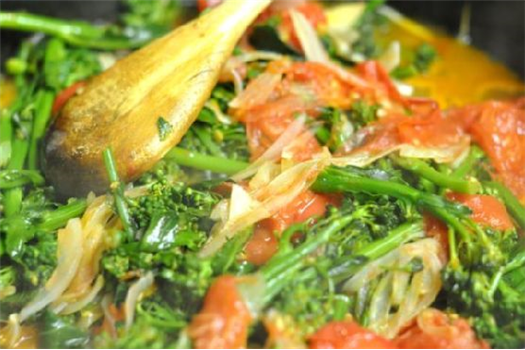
[245,95,318,159]
[188,276,252,349]
[51,81,85,115]
[245,191,334,265]
[245,225,279,266]
[197,0,223,12]
[357,61,404,103]
[447,193,514,231]
[464,100,525,202]
[309,321,396,349]
[269,191,333,231]
[284,62,354,108]
[394,309,488,349]
[423,213,449,262]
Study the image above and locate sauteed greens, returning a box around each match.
[1,0,524,348]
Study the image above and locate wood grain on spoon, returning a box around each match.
[44,0,271,199]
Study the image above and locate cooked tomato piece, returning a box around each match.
[395,308,488,349]
[357,61,404,103]
[52,81,85,115]
[245,95,318,159]
[245,191,334,265]
[447,193,514,230]
[267,190,334,232]
[309,321,396,349]
[197,0,223,11]
[188,276,252,349]
[396,110,465,149]
[464,100,525,202]
[284,62,354,108]
[423,213,449,262]
[245,225,279,266]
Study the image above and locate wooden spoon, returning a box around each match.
[44,0,271,199]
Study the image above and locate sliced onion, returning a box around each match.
[333,133,470,167]
[20,218,84,322]
[378,41,401,72]
[55,197,114,306]
[399,136,471,164]
[97,53,117,71]
[229,72,282,110]
[124,271,154,331]
[101,295,117,338]
[231,68,244,95]
[394,80,414,97]
[343,238,444,338]
[232,114,307,181]
[290,10,329,64]
[5,314,21,348]
[332,146,401,168]
[56,275,105,315]
[200,151,331,257]
[236,51,284,63]
[324,61,371,89]
[205,100,232,125]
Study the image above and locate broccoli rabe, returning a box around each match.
[440,213,524,348]
[311,164,525,347]
[178,85,250,163]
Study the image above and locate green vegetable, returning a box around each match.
[39,312,89,348]
[349,100,379,129]
[157,117,174,141]
[0,170,45,189]
[165,147,249,176]
[483,181,525,230]
[0,12,146,50]
[391,43,437,80]
[394,156,481,194]
[103,148,136,239]
[351,0,386,60]
[0,266,16,300]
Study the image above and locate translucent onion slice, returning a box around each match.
[229,72,282,110]
[290,10,329,64]
[200,151,331,257]
[124,271,155,331]
[56,275,105,315]
[343,238,444,338]
[20,218,84,322]
[399,136,471,164]
[232,115,307,181]
[378,41,401,72]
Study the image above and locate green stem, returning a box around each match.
[394,156,480,194]
[0,111,13,168]
[3,137,29,217]
[103,148,135,239]
[483,181,525,231]
[425,206,472,242]
[329,221,424,282]
[260,215,355,305]
[28,90,54,170]
[0,12,146,50]
[192,126,224,158]
[447,226,460,269]
[37,199,87,232]
[0,169,44,189]
[313,166,421,201]
[451,145,484,179]
[165,147,249,176]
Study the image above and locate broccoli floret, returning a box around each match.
[442,230,525,348]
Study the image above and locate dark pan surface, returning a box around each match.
[1,0,524,79]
